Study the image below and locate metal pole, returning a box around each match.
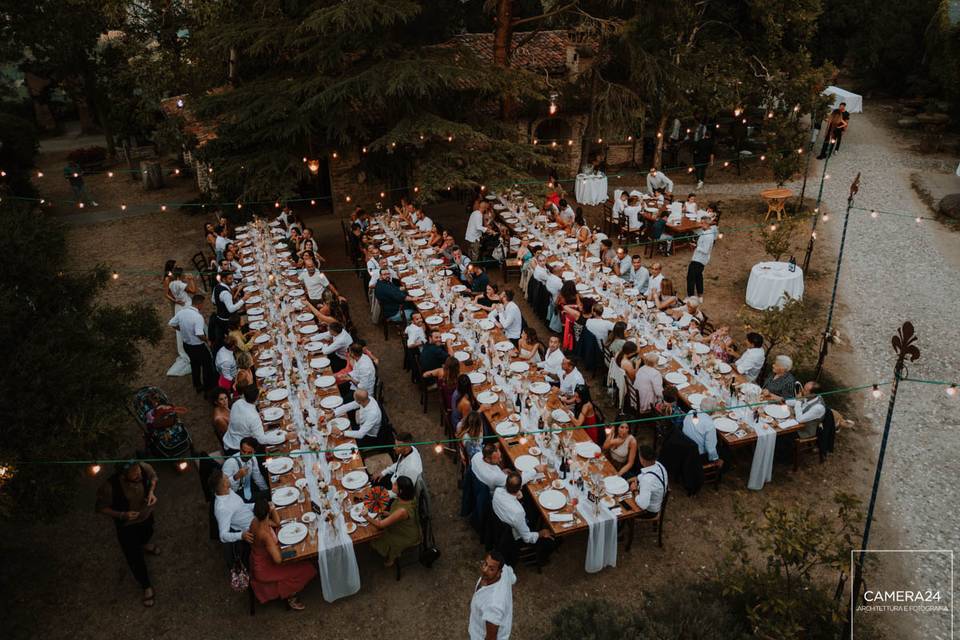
[801,136,835,273]
[794,110,818,215]
[849,322,920,633]
[814,173,860,380]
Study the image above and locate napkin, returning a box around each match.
[674,382,691,390]
[549,513,574,522]
[610,507,623,516]
[778,419,799,429]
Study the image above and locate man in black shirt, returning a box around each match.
[419,330,450,376]
[374,271,414,322]
[692,131,714,189]
[468,264,489,297]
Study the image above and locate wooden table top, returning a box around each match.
[760,187,794,199]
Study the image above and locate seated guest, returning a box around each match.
[222,437,269,503]
[568,384,599,442]
[537,335,564,376]
[682,396,722,464]
[655,385,685,430]
[652,278,680,310]
[557,358,585,398]
[336,342,377,399]
[707,325,735,362]
[613,247,632,279]
[374,270,415,323]
[667,296,704,324]
[450,245,471,281]
[623,196,643,232]
[647,262,664,297]
[585,304,615,344]
[555,199,575,229]
[210,471,255,544]
[734,332,766,382]
[605,321,628,356]
[761,355,798,401]
[333,389,383,449]
[316,321,352,372]
[414,208,434,233]
[212,388,231,444]
[471,443,544,491]
[633,351,664,413]
[492,472,555,560]
[616,341,640,382]
[234,350,255,392]
[603,423,638,478]
[476,283,501,310]
[492,289,523,344]
[532,253,550,283]
[452,374,480,428]
[248,498,316,610]
[633,446,668,517]
[557,280,582,322]
[517,326,544,362]
[468,264,490,297]
[227,315,253,353]
[544,265,564,298]
[436,356,461,406]
[367,476,421,567]
[305,290,343,327]
[419,330,451,377]
[299,252,334,306]
[611,191,628,224]
[375,432,423,487]
[792,381,827,438]
[600,238,617,267]
[457,411,485,461]
[404,312,427,348]
[629,255,650,294]
[222,385,268,454]
[650,210,674,254]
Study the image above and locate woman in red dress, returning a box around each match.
[248,499,317,610]
[570,384,601,444]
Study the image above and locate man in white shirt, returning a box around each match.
[299,255,331,303]
[365,248,381,289]
[734,332,766,382]
[646,167,674,195]
[633,352,664,412]
[537,336,564,377]
[470,444,543,492]
[792,381,827,438]
[405,313,427,348]
[469,552,516,640]
[492,473,555,563]
[465,202,486,260]
[532,254,549,283]
[493,290,523,342]
[682,396,722,463]
[344,342,377,395]
[647,262,664,297]
[613,247,632,279]
[633,446,668,516]
[629,255,650,294]
[544,266,563,298]
[556,199,575,228]
[585,305,615,343]
[214,337,238,385]
[317,322,352,371]
[376,432,423,486]
[334,389,382,447]
[558,358,585,396]
[611,191,628,222]
[169,294,216,392]
[221,437,269,502]
[210,472,255,544]
[222,386,268,454]
[686,219,717,298]
[415,210,434,233]
[451,246,472,282]
[214,227,232,260]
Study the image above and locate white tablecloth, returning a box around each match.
[575,173,608,206]
[745,261,804,310]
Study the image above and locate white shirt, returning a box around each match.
[692,226,717,265]
[735,347,766,382]
[646,172,674,194]
[215,347,237,381]
[222,399,267,451]
[648,273,664,296]
[405,323,427,348]
[545,273,563,297]
[213,491,254,543]
[349,353,377,393]
[381,447,423,485]
[635,461,668,513]
[585,318,615,344]
[611,198,627,221]
[335,398,382,439]
[300,269,330,300]
[319,329,352,359]
[168,305,206,345]
[633,365,663,412]
[470,452,536,492]
[559,206,575,224]
[465,210,486,243]
[538,347,564,376]
[631,265,650,293]
[469,565,516,640]
[218,287,244,314]
[682,411,718,461]
[221,452,268,497]
[496,301,523,340]
[532,264,549,283]
[559,367,585,395]
[215,234,231,258]
[624,204,642,231]
[492,487,538,543]
[366,257,380,288]
[169,279,190,306]
[416,215,434,233]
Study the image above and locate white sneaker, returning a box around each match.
[91,201,99,206]
[696,181,703,189]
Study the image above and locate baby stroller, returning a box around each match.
[128,386,194,459]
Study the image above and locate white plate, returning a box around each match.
[287,288,305,297]
[585,256,601,264]
[333,443,357,460]
[514,455,539,472]
[255,366,277,378]
[261,407,284,422]
[299,325,319,334]
[692,342,711,354]
[714,417,739,433]
[350,503,369,523]
[665,372,687,385]
[372,234,386,240]
[254,333,271,344]
[341,470,369,491]
[266,388,289,402]
[739,383,762,396]
[428,258,444,266]
[240,265,257,272]
[623,287,639,297]
[277,522,308,546]
[509,361,529,373]
[401,276,419,286]
[476,391,499,405]
[408,288,425,297]
[453,351,470,362]
[495,420,520,436]
[425,315,444,325]
[495,341,514,352]
[315,375,336,388]
[328,417,351,432]
[603,475,630,496]
[478,319,495,331]
[246,295,263,304]
[451,284,467,293]
[763,404,791,420]
[575,283,590,292]
[301,511,318,525]
[310,357,331,369]
[538,489,567,510]
[246,307,264,316]
[418,301,436,310]
[296,312,314,322]
[551,409,571,423]
[345,521,358,534]
[529,382,551,394]
[320,395,344,409]
[261,429,286,445]
[244,285,260,293]
[717,362,732,374]
[304,342,324,352]
[271,486,299,507]
[575,441,601,459]
[468,372,485,384]
[249,320,268,330]
[264,456,294,474]
[688,393,706,410]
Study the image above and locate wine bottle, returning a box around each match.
[788,255,796,272]
[559,456,569,480]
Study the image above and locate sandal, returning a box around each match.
[142,588,155,607]
[143,544,161,556]
[286,596,305,611]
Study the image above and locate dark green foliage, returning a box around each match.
[0,113,40,199]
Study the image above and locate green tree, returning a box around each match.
[0,202,162,518]
[0,113,40,200]
[737,295,814,374]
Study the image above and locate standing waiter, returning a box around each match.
[211,270,247,351]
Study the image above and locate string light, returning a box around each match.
[174,168,180,175]
[811,231,817,239]
[687,167,694,173]
[302,156,308,163]
[656,132,662,138]
[107,171,114,178]
[0,170,6,177]
[176,98,184,109]
[760,155,766,161]
[413,186,419,193]
[310,199,316,206]
[733,107,742,117]
[380,191,386,198]
[691,411,700,425]
[947,384,957,398]
[871,384,882,399]
[797,148,803,154]
[208,167,214,174]
[237,203,243,209]
[391,142,396,148]
[741,118,747,124]
[824,173,830,180]
[345,195,352,203]
[532,139,538,145]
[418,134,424,141]
[160,204,167,211]
[567,139,573,146]
[767,112,774,119]
[177,461,189,471]
[723,161,729,168]
[90,464,101,475]
[822,213,829,222]
[447,136,453,142]
[480,185,486,191]
[331,151,338,159]
[870,209,878,218]
[362,147,368,154]
[121,204,127,211]
[434,444,443,454]
[78,202,84,209]
[627,135,633,142]
[36,171,44,178]
[597,138,603,143]
[551,141,557,147]
[111,271,119,280]
[769,223,777,231]
[793,104,800,112]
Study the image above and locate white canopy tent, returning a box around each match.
[822,86,863,113]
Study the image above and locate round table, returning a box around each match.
[745,261,804,310]
[575,173,609,206]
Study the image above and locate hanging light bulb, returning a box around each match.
[551,141,557,147]
[380,191,386,198]
[723,161,729,168]
[797,148,804,154]
[915,216,922,224]
[793,104,800,112]
[870,209,878,218]
[160,204,167,212]
[274,201,281,209]
[741,118,747,124]
[824,173,831,180]
[532,139,538,145]
[107,171,114,178]
[111,271,119,280]
[345,195,352,203]
[597,138,603,143]
[177,461,189,472]
[733,107,742,117]
[687,167,694,173]
[307,159,320,175]
[362,147,368,154]
[78,202,84,209]
[760,155,766,161]
[567,139,573,146]
[871,384,882,399]
[302,156,308,163]
[310,199,316,206]
[770,223,777,231]
[480,185,486,191]
[121,203,127,211]
[391,141,396,148]
[331,151,338,159]
[822,213,829,222]
[548,91,559,115]
[413,186,419,193]
[434,443,443,454]
[691,411,700,425]
[208,167,214,174]
[947,384,957,398]
[656,132,662,138]
[627,135,633,142]
[237,202,243,209]
[176,98,184,109]
[767,111,774,119]
[90,464,102,475]
[0,170,5,177]
[447,135,453,142]
[36,171,44,178]
[418,134,424,141]
[174,168,181,175]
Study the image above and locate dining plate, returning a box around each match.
[246,307,264,316]
[551,409,571,423]
[299,325,319,335]
[372,234,386,241]
[254,333,271,344]
[402,275,419,285]
[687,393,706,410]
[514,455,539,472]
[495,340,514,352]
[692,342,711,354]
[240,265,257,272]
[266,388,289,402]
[333,443,358,460]
[345,522,358,534]
[304,342,324,352]
[315,375,336,388]
[350,503,369,523]
[538,489,567,511]
[413,238,428,246]
[623,287,639,297]
[287,288,305,297]
[408,288,425,297]
[328,417,351,432]
[320,395,343,409]
[476,391,499,405]
[717,362,732,374]
[529,381,551,394]
[249,320,268,330]
[261,429,287,445]
[244,285,260,293]
[271,486,300,507]
[424,315,444,325]
[603,475,630,496]
[453,351,470,362]
[341,470,369,491]
[714,417,740,433]
[585,256,601,264]
[575,283,590,292]
[264,456,294,475]
[495,420,519,436]
[418,301,436,310]
[739,383,762,396]
[763,404,791,420]
[509,361,529,373]
[277,522,308,546]
[261,406,284,422]
[301,512,318,525]
[428,258,444,266]
[473,318,493,331]
[451,284,467,293]
[255,366,277,378]
[665,371,687,385]
[295,312,314,322]
[575,441,601,459]
[310,357,331,369]
[468,372,486,384]
[246,295,263,305]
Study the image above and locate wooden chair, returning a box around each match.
[702,460,723,489]
[793,433,822,471]
[191,251,216,292]
[502,257,522,282]
[411,354,438,414]
[648,489,670,548]
[394,476,436,580]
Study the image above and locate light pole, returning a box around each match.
[849,321,920,632]
[801,135,836,273]
[814,173,860,380]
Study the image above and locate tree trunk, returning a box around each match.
[652,114,668,169]
[493,0,514,120]
[229,47,239,87]
[83,66,115,158]
[23,72,57,132]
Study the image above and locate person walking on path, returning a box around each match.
[469,551,516,640]
[63,160,98,206]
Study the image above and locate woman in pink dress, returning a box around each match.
[248,499,317,610]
